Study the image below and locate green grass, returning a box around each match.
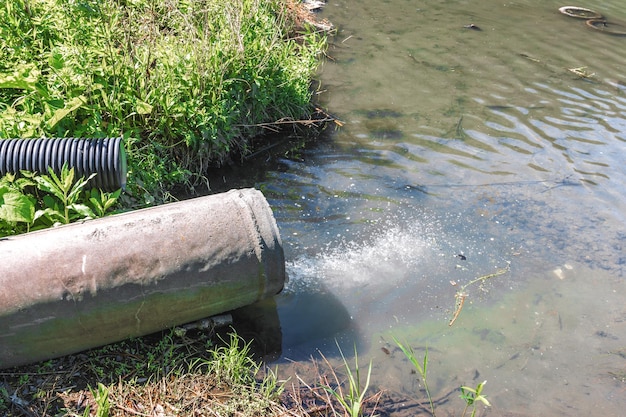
[84,383,110,417]
[394,337,436,416]
[0,0,327,200]
[0,329,289,416]
[320,342,374,417]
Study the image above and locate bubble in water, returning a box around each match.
[285,221,436,293]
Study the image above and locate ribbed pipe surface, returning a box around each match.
[0,137,126,191]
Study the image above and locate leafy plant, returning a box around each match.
[33,163,96,225]
[83,383,110,417]
[85,188,123,218]
[394,337,436,416]
[0,172,36,235]
[0,166,121,237]
[318,341,374,417]
[0,185,35,225]
[460,380,491,417]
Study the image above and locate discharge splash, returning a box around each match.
[284,218,438,294]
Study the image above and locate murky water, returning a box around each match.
[214,0,626,415]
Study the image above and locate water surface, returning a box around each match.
[215,0,626,415]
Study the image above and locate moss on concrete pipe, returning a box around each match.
[0,188,285,369]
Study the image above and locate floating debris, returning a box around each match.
[558,6,603,19]
[463,23,482,31]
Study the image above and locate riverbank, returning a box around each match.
[0,0,332,204]
[0,321,387,416]
[0,0,338,414]
[1,329,296,416]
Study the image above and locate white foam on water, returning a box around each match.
[285,221,437,294]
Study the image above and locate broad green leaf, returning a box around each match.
[60,165,75,194]
[0,65,40,90]
[136,100,153,115]
[103,188,122,211]
[0,173,16,185]
[34,175,65,202]
[41,194,62,211]
[0,188,35,223]
[68,203,95,219]
[35,207,65,224]
[47,95,87,129]
[88,197,104,217]
[68,173,96,204]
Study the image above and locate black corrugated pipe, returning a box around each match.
[0,137,127,191]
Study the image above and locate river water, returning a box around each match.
[213,0,626,415]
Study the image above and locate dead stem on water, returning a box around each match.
[448,292,468,327]
[237,107,343,133]
[449,265,510,327]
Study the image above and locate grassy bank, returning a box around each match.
[0,0,329,202]
[0,329,290,416]
[0,323,386,417]
[0,324,493,416]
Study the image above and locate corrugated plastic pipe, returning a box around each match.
[0,137,127,191]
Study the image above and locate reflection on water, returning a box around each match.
[318,0,626,191]
[214,0,626,415]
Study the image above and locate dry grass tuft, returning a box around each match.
[282,0,335,33]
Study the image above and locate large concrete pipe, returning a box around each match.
[0,188,285,369]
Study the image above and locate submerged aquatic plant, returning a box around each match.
[393,337,494,416]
